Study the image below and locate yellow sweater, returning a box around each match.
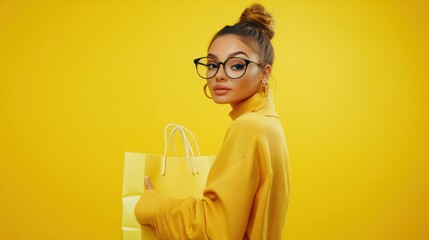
[135,91,290,239]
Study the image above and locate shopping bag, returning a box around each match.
[121,123,215,240]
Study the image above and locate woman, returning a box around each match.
[135,3,290,239]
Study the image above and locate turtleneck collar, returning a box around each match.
[229,89,278,120]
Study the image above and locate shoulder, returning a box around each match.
[227,112,284,144]
[228,112,272,136]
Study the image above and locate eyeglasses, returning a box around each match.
[193,57,261,79]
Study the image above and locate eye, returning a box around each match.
[230,63,246,71]
[206,63,218,69]
[226,58,247,71]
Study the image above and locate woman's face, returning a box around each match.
[206,34,270,107]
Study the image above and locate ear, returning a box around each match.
[262,64,272,82]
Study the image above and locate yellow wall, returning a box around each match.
[1,1,428,239]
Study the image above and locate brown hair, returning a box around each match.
[209,3,275,67]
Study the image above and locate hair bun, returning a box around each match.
[239,3,275,39]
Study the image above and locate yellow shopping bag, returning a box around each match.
[121,124,215,240]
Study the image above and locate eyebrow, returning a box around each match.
[207,51,250,60]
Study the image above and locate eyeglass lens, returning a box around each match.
[196,57,248,79]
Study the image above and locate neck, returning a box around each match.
[230,87,265,109]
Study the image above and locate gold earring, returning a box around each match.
[203,84,212,99]
[260,81,268,96]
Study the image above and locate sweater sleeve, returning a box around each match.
[135,115,264,239]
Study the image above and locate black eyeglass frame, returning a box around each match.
[193,56,261,79]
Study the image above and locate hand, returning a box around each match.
[145,176,154,190]
[135,176,155,225]
[136,176,171,225]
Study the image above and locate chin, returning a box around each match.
[212,96,231,104]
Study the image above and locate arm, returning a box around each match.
[135,116,263,239]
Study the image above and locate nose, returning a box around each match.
[214,63,227,82]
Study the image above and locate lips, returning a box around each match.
[213,85,231,95]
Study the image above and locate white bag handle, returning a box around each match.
[169,125,194,174]
[176,125,202,174]
[169,124,201,175]
[162,123,201,176]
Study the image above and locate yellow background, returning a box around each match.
[1,0,428,239]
